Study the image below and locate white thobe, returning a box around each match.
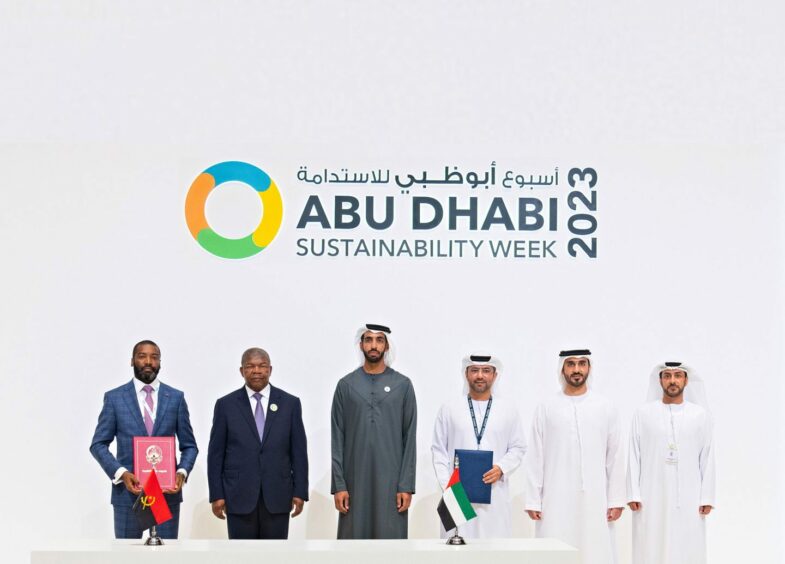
[524,390,626,564]
[627,401,715,564]
[432,396,527,538]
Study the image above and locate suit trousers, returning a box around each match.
[227,489,290,539]
[113,503,180,539]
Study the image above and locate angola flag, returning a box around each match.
[437,467,477,531]
[132,469,173,530]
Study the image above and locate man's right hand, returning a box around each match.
[334,491,350,514]
[121,471,141,494]
[628,502,642,511]
[211,499,227,520]
[526,510,542,521]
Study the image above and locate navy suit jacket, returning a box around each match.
[207,385,309,515]
[89,380,199,507]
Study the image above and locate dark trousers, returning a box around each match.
[113,503,180,539]
[227,490,290,539]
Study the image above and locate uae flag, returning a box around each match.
[437,467,477,531]
[132,469,173,530]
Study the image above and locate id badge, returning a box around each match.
[665,442,678,465]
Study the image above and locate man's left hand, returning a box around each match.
[163,473,186,494]
[482,465,503,484]
[607,507,623,522]
[396,492,412,513]
[699,505,713,515]
[291,497,305,517]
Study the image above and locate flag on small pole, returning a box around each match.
[438,456,476,543]
[132,468,173,532]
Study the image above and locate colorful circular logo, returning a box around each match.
[185,161,283,259]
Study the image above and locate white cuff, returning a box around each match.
[112,467,128,485]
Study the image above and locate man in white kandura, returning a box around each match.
[524,349,625,564]
[627,361,715,564]
[432,353,527,538]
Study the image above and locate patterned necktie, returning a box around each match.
[143,385,155,435]
[253,392,265,441]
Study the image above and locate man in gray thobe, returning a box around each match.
[331,324,417,539]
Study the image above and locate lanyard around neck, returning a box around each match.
[467,395,492,448]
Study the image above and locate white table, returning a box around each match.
[31,538,579,564]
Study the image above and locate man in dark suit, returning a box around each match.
[207,347,309,539]
[89,340,198,538]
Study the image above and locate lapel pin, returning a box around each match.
[270,403,278,412]
[384,386,391,393]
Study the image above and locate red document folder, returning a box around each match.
[133,436,176,490]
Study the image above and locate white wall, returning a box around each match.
[1,2,783,563]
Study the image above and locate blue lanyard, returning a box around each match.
[467,395,493,448]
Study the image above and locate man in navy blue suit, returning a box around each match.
[207,347,309,539]
[89,340,199,539]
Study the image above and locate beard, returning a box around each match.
[663,384,684,398]
[564,372,587,388]
[134,364,160,384]
[469,380,489,394]
[363,348,384,363]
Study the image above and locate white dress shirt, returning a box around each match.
[135,377,159,424]
[246,383,271,418]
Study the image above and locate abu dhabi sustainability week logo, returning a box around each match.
[184,161,283,259]
[185,158,601,261]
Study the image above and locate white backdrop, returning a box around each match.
[1,2,783,563]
